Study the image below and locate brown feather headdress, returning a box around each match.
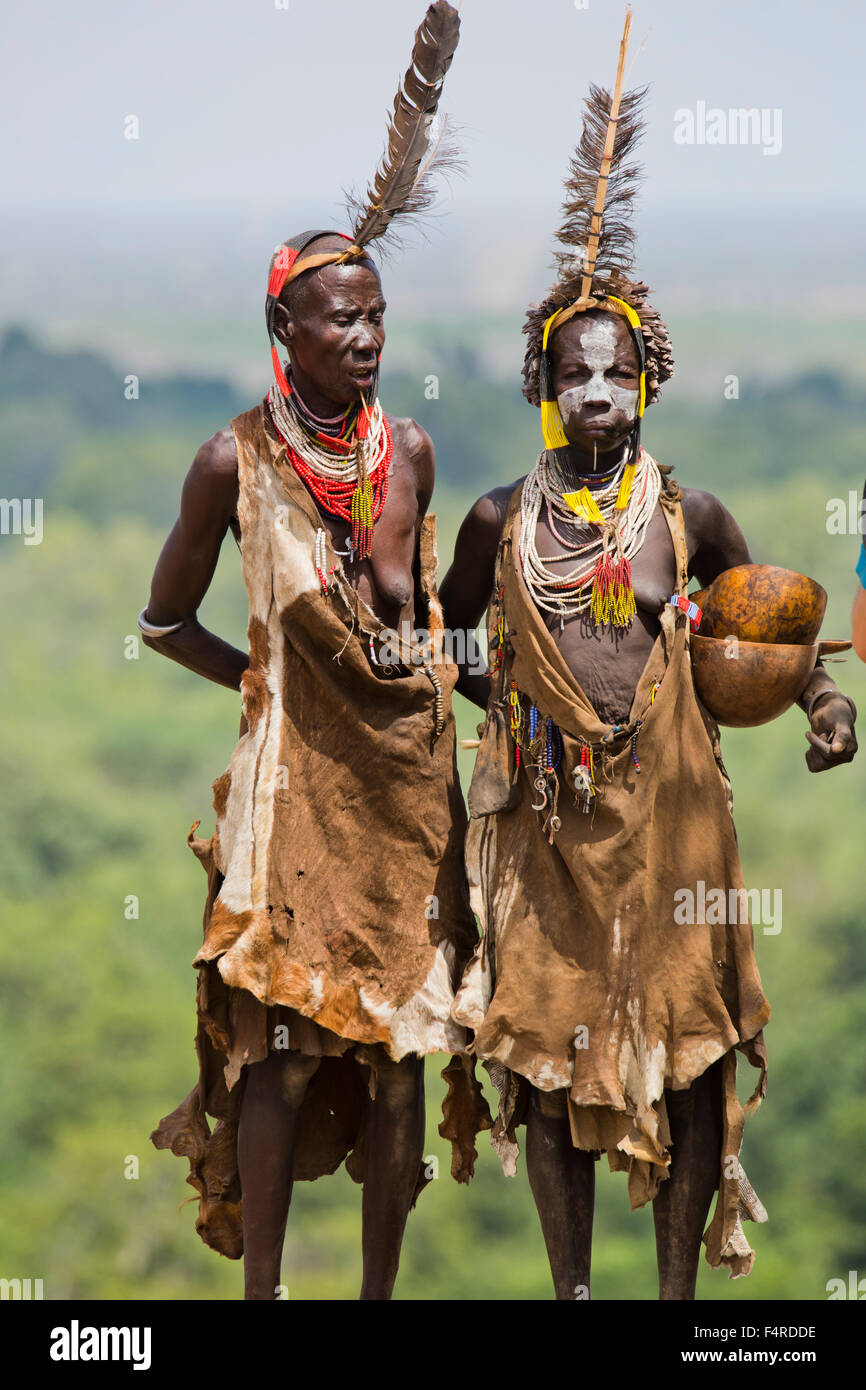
[345,0,462,254]
[554,81,647,303]
[265,1,462,396]
[522,8,673,418]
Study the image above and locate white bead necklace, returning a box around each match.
[519,447,661,618]
[267,382,388,481]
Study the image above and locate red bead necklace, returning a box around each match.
[271,411,394,557]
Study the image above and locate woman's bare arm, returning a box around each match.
[141,428,249,691]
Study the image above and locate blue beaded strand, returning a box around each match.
[545,717,563,772]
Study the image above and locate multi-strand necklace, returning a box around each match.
[519,446,660,628]
[268,380,393,559]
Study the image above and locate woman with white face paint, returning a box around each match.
[517,305,662,656]
[554,312,640,450]
[439,13,856,1303]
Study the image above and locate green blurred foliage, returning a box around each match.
[1,325,865,1300]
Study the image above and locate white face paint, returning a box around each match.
[556,317,639,436]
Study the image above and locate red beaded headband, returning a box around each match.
[265,233,364,395]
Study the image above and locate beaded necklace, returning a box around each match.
[268,381,393,559]
[519,446,660,628]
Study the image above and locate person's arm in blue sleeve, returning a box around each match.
[853,480,866,662]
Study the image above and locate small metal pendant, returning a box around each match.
[572,764,596,814]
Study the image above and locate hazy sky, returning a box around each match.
[4,0,864,211]
[3,0,864,369]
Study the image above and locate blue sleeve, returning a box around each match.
[857,544,866,590]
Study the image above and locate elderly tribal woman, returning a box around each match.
[143,2,488,1301]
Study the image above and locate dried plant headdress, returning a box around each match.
[523,7,673,446]
[265,0,462,397]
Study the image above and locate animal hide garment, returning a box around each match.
[453,482,770,1278]
[151,400,489,1257]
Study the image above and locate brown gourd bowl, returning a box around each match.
[690,564,827,645]
[690,635,820,727]
[688,565,849,727]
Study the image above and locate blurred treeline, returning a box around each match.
[1,324,865,1300]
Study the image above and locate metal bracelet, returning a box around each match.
[137,607,185,639]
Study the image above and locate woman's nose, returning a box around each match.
[353,326,377,354]
[583,372,613,405]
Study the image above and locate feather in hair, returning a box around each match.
[553,9,647,300]
[346,0,462,253]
